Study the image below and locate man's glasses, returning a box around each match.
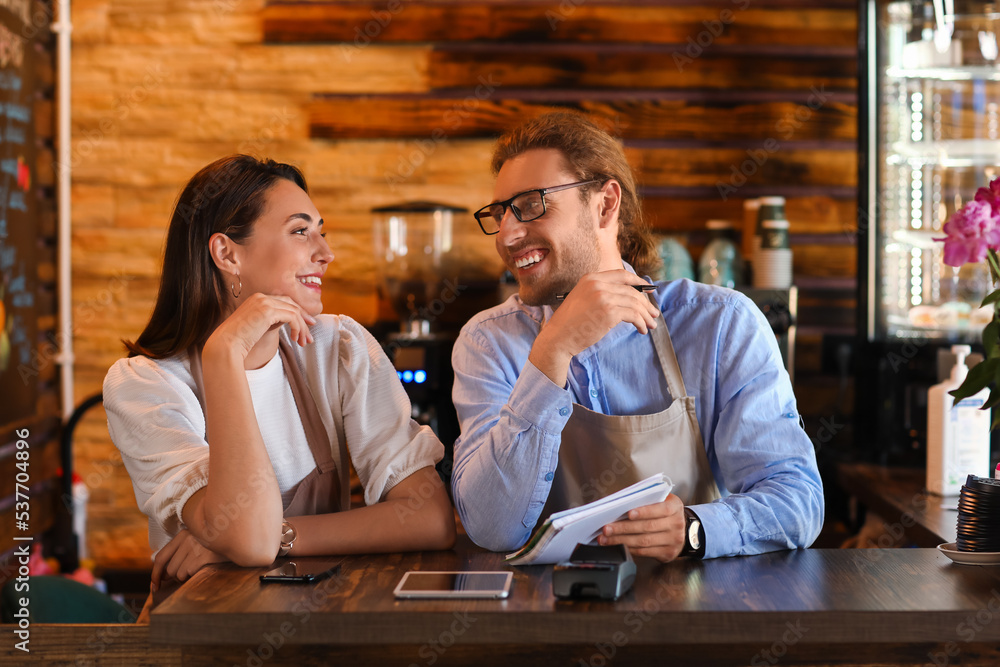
[473,180,598,235]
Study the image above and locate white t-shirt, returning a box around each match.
[104,314,444,555]
[244,350,314,506]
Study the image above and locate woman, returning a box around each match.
[104,155,455,596]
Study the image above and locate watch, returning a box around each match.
[681,508,706,559]
[278,520,297,558]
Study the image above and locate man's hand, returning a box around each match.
[596,494,686,562]
[151,528,230,591]
[529,270,660,386]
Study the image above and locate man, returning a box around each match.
[451,112,823,561]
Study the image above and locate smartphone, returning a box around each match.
[259,560,342,583]
[393,571,513,599]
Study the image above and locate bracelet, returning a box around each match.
[278,520,297,557]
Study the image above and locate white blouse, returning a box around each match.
[104,314,444,555]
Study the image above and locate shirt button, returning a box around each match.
[559,407,569,417]
[589,388,598,398]
[544,472,554,482]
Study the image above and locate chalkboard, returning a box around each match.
[0,1,37,425]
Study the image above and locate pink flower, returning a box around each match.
[940,199,1000,266]
[975,177,1000,215]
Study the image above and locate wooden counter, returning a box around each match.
[134,537,1000,665]
[9,537,1000,665]
[836,462,957,546]
[149,541,996,645]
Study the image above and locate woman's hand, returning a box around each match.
[205,292,317,360]
[151,528,230,591]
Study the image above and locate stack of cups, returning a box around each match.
[956,475,1000,552]
[752,197,793,289]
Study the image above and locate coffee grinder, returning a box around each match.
[372,202,503,483]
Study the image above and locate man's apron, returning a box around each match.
[540,315,721,521]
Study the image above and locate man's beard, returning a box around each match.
[517,208,601,307]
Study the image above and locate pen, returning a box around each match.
[555,284,656,301]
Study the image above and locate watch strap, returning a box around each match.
[681,507,706,559]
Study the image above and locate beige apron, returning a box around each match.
[188,338,351,515]
[137,338,349,622]
[540,314,721,521]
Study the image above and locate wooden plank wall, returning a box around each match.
[0,0,60,584]
[264,0,859,417]
[71,0,858,569]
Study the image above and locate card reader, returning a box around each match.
[552,543,636,600]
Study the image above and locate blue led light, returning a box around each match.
[397,371,403,381]
[414,370,427,384]
[402,370,414,383]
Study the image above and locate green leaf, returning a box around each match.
[984,319,1000,359]
[985,386,1000,411]
[950,358,1000,402]
[982,290,1000,308]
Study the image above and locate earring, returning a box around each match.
[231,273,242,299]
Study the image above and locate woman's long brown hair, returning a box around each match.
[124,155,307,359]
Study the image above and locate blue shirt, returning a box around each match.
[450,275,824,558]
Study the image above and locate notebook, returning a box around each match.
[505,474,674,565]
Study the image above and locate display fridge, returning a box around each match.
[857,0,1000,465]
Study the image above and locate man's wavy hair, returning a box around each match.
[490,112,661,279]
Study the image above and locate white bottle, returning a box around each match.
[927,345,991,496]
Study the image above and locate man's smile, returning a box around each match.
[513,249,548,270]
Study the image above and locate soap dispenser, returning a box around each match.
[927,345,991,496]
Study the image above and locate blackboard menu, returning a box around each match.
[0,2,37,425]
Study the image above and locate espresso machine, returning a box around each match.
[372,202,504,482]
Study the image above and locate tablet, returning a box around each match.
[393,571,513,599]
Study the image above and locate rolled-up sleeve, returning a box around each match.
[335,319,444,506]
[104,356,210,547]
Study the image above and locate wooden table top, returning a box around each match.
[150,536,1000,647]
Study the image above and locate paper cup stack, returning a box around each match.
[956,475,1000,553]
